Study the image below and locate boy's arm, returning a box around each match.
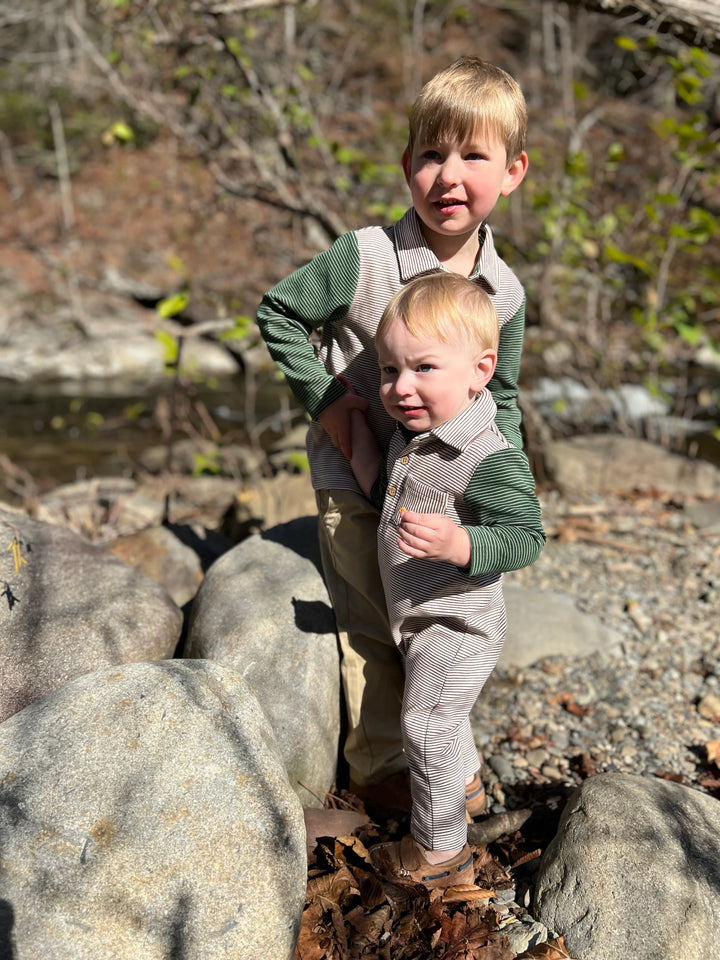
[489,299,525,449]
[461,446,546,576]
[256,232,360,420]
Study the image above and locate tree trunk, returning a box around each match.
[568,0,720,52]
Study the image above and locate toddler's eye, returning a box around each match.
[382,365,398,375]
[418,364,434,373]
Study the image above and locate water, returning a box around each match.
[0,377,304,497]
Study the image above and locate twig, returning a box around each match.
[48,100,74,232]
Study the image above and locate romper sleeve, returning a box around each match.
[460,445,545,576]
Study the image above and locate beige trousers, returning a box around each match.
[315,488,406,785]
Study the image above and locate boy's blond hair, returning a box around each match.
[376,273,499,353]
[407,56,527,165]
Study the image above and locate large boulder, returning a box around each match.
[184,516,340,807]
[0,508,182,723]
[0,659,306,960]
[534,772,720,960]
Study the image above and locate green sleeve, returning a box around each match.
[461,446,545,576]
[489,299,525,449]
[256,232,360,420]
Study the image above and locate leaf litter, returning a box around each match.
[295,788,573,960]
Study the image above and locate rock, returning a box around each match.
[0,660,306,960]
[184,516,340,807]
[106,525,204,608]
[544,435,720,496]
[534,772,720,960]
[0,292,239,386]
[0,508,182,723]
[500,585,623,668]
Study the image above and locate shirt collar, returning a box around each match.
[398,390,498,454]
[393,209,500,295]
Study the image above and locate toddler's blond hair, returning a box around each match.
[377,273,499,353]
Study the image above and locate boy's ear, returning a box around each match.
[401,148,412,185]
[501,151,529,197]
[471,348,497,393]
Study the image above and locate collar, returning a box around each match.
[398,390,498,454]
[393,209,500,294]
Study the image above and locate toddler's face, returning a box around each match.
[377,318,493,432]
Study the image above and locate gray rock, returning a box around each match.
[0,660,306,960]
[184,516,340,807]
[106,524,204,607]
[534,772,720,960]
[0,508,182,723]
[544,435,720,497]
[500,585,623,668]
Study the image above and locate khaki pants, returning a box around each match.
[315,488,406,785]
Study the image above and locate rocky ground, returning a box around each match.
[298,481,720,959]
[474,486,720,809]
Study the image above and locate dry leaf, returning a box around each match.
[467,809,531,845]
[705,739,720,763]
[442,884,496,903]
[515,935,572,958]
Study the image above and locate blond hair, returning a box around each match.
[376,273,499,353]
[407,56,527,165]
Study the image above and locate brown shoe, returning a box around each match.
[370,835,475,890]
[465,771,487,818]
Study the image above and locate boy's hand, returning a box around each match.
[397,510,471,568]
[318,392,369,461]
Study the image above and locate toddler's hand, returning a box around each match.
[397,510,471,568]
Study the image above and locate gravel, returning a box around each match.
[470,488,720,809]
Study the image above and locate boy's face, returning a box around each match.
[403,132,527,254]
[377,319,496,433]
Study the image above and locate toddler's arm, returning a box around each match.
[346,408,381,498]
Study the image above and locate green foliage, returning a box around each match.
[530,37,720,379]
[286,451,310,473]
[192,450,222,477]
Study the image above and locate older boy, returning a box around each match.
[256,57,529,810]
[347,273,545,888]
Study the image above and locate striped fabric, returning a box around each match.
[377,390,545,850]
[256,207,526,494]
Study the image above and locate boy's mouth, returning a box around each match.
[435,198,466,212]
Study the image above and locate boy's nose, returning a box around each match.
[437,156,461,187]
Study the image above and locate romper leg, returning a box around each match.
[402,622,503,851]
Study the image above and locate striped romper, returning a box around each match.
[376,390,545,851]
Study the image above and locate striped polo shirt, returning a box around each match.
[376,389,545,650]
[257,208,526,493]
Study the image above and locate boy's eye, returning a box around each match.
[382,365,397,375]
[465,151,485,161]
[417,363,434,373]
[421,149,442,161]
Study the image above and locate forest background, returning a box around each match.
[1,0,719,489]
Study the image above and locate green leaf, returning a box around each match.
[157,292,189,318]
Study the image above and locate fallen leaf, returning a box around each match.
[653,770,684,784]
[467,809,531,845]
[515,935,572,958]
[442,884,496,903]
[705,739,720,763]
